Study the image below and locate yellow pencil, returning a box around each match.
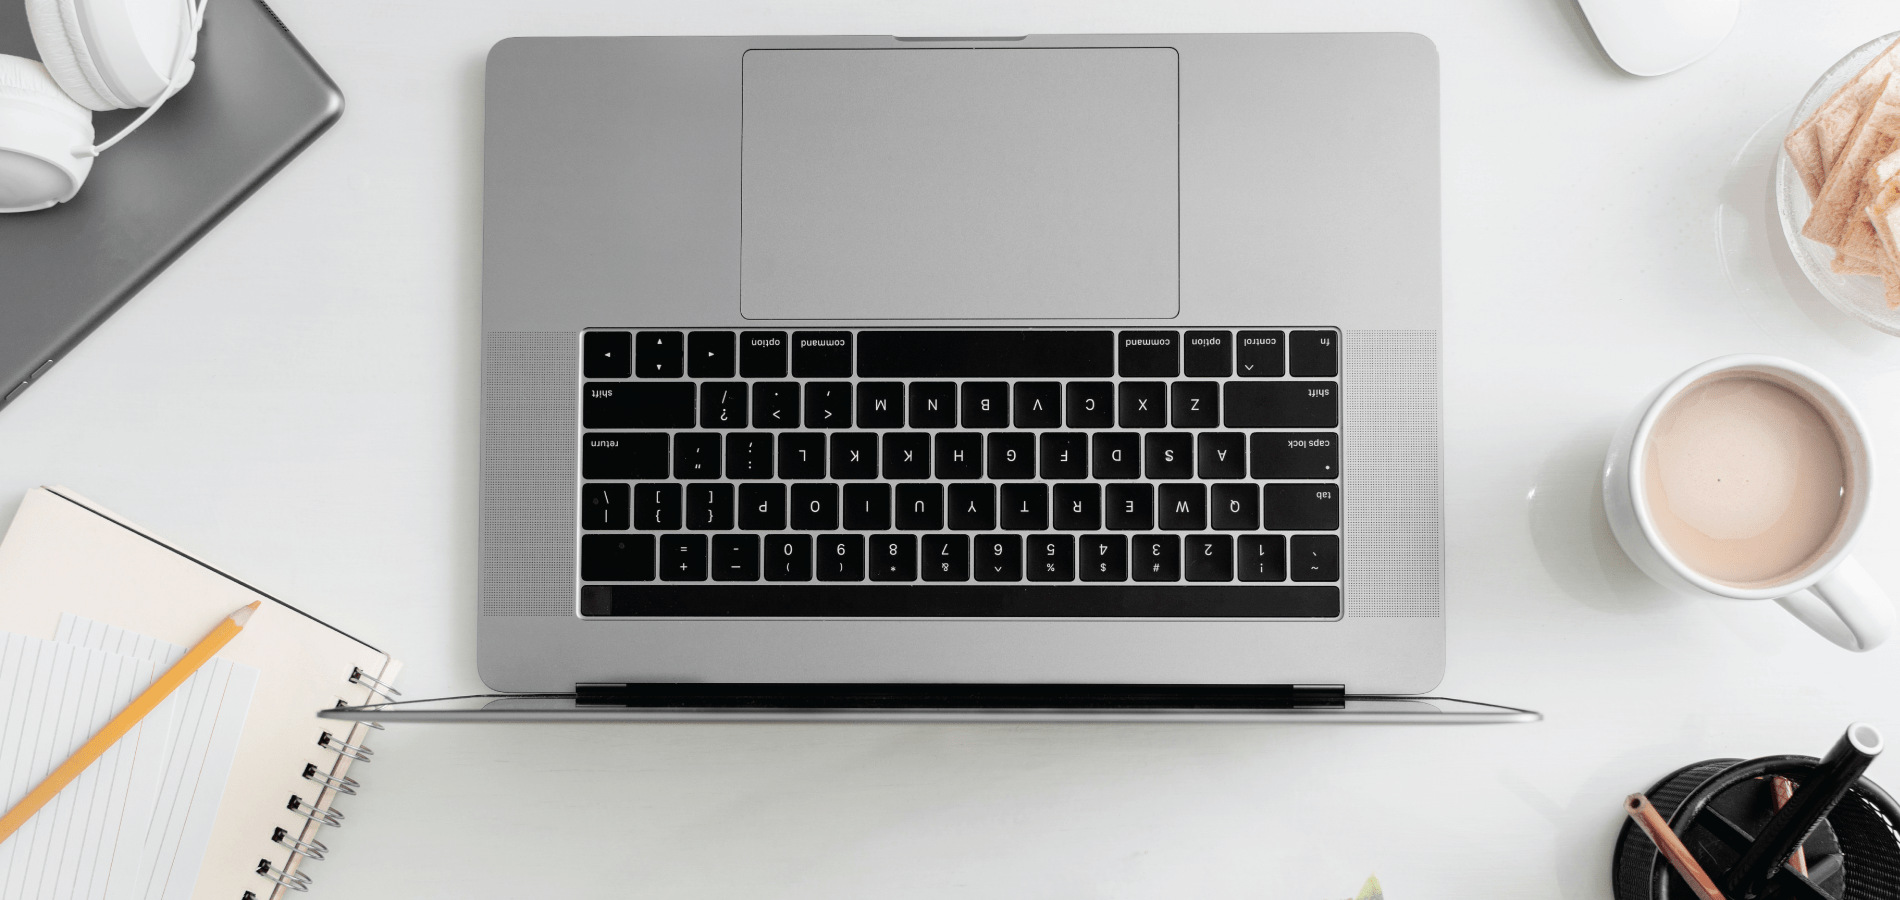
[0,601,260,843]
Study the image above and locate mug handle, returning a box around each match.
[1775,557,1896,652]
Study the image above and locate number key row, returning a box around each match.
[581,481,1339,532]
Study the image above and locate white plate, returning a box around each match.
[1775,31,1900,337]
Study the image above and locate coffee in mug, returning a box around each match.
[1603,355,1894,651]
[1642,374,1848,586]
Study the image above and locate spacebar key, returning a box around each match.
[857,331,1115,378]
[1223,382,1338,428]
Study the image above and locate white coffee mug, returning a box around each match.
[1602,355,1895,651]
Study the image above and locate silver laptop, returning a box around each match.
[456,33,1516,721]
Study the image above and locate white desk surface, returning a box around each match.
[5,1,1900,896]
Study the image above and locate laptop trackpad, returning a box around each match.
[740,48,1179,320]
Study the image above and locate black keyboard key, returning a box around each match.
[882,433,931,479]
[1223,382,1338,428]
[1289,329,1338,377]
[1198,433,1247,479]
[1185,535,1233,582]
[1291,534,1340,581]
[1118,331,1179,377]
[895,483,944,530]
[1066,382,1115,428]
[1039,433,1089,479]
[1183,331,1233,377]
[857,331,1114,377]
[711,534,759,581]
[921,534,970,581]
[1091,433,1140,479]
[987,433,1035,479]
[764,534,812,581]
[935,433,983,479]
[830,433,878,479]
[843,483,891,530]
[805,382,852,429]
[725,433,773,479]
[1170,382,1220,428]
[637,331,684,378]
[948,483,996,530]
[1118,382,1166,428]
[857,382,905,428]
[1053,484,1101,530]
[581,533,653,581]
[1000,484,1048,530]
[1105,484,1153,530]
[660,534,707,581]
[740,331,788,378]
[1263,484,1340,531]
[700,382,748,429]
[583,433,667,479]
[869,535,917,581]
[1238,535,1286,582]
[792,331,853,377]
[1210,483,1258,530]
[584,484,630,533]
[1013,382,1061,428]
[974,535,1022,581]
[1078,535,1127,581]
[1236,330,1284,377]
[674,433,721,479]
[817,535,865,581]
[1250,432,1339,479]
[1158,483,1206,530]
[1144,433,1193,479]
[1026,535,1074,582]
[909,382,957,428]
[685,483,734,530]
[687,331,735,378]
[790,483,839,530]
[961,382,1009,428]
[752,382,800,428]
[1132,535,1180,581]
[585,383,695,428]
[584,331,631,378]
[634,483,681,530]
[778,433,826,479]
[738,483,786,530]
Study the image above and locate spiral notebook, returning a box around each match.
[0,487,401,900]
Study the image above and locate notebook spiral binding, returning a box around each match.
[254,858,311,892]
[249,671,387,898]
[271,826,327,861]
[302,761,358,795]
[350,667,400,702]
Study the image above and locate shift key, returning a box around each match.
[1223,382,1338,428]
[584,382,696,428]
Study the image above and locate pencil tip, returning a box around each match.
[230,601,262,626]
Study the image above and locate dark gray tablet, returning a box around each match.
[0,0,341,411]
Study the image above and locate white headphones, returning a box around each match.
[0,0,203,213]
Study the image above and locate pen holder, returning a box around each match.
[1612,756,1900,900]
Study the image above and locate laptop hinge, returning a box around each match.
[574,683,1347,711]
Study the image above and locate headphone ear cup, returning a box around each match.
[23,0,121,110]
[0,54,96,212]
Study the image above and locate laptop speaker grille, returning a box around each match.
[1342,329,1443,618]
[480,332,576,616]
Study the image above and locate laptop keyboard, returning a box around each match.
[575,329,1343,618]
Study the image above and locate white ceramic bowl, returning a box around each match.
[1774,31,1900,338]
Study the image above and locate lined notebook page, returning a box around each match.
[56,616,259,900]
[0,633,173,900]
[0,488,401,900]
